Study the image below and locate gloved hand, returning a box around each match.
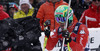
[62,30,70,38]
[44,20,51,38]
[62,30,71,44]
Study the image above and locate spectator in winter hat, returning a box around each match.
[9,2,18,18]
[13,0,34,19]
[79,0,100,28]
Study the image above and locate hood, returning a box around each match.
[0,5,3,11]
[89,4,100,12]
[19,0,32,10]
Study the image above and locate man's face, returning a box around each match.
[49,0,58,3]
[92,0,100,6]
[21,3,29,13]
[59,22,65,29]
[9,8,16,14]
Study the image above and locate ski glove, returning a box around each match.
[62,30,72,44]
[62,30,70,38]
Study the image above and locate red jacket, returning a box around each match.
[46,21,89,51]
[36,0,78,31]
[0,5,9,20]
[79,4,100,28]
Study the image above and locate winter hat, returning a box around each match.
[19,0,32,10]
[9,2,18,10]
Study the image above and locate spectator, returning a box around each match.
[13,0,34,19]
[79,0,100,28]
[9,2,18,18]
[36,0,78,31]
[0,4,9,20]
[72,0,91,20]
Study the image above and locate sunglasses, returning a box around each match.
[93,0,100,1]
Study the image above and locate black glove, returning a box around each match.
[62,30,71,44]
[62,30,70,38]
[44,20,51,38]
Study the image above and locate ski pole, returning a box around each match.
[61,0,72,51]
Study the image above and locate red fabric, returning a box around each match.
[46,21,89,51]
[79,4,100,28]
[36,0,78,31]
[0,5,9,20]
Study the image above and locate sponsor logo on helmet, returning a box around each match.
[56,12,63,15]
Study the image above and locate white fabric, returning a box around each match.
[19,0,32,10]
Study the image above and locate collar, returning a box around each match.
[19,9,33,15]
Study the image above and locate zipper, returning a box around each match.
[53,3,55,30]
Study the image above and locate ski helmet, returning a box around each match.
[9,2,18,11]
[55,5,73,24]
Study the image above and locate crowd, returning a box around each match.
[0,0,92,20]
[0,0,100,51]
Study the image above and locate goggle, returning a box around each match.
[93,0,100,1]
[55,17,66,23]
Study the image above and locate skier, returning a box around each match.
[44,5,89,51]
